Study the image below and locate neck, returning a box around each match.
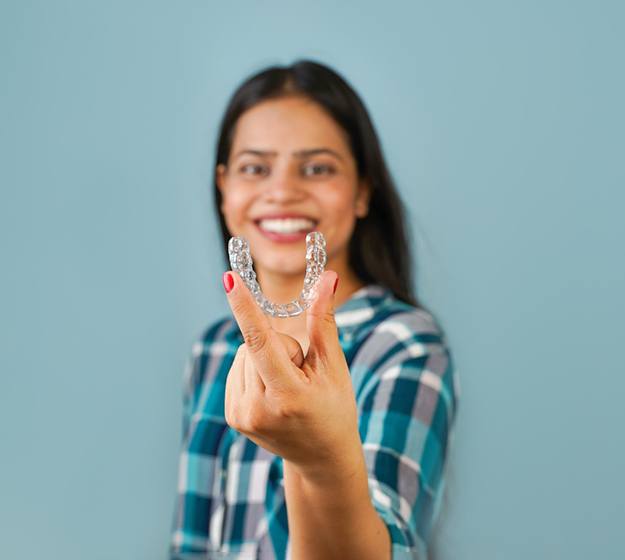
[254,258,366,348]
[255,261,365,311]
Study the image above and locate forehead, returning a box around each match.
[230,96,351,154]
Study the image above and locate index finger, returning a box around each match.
[222,271,293,388]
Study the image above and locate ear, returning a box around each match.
[216,164,228,213]
[216,163,227,194]
[355,179,371,218]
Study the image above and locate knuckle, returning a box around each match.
[322,309,336,326]
[275,398,300,421]
[245,407,265,432]
[309,307,336,326]
[224,403,238,429]
[309,350,330,371]
[230,297,248,318]
[242,325,269,353]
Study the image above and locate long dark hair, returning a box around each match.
[213,59,421,309]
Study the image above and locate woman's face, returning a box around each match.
[216,96,370,278]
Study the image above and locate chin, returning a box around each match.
[256,259,306,278]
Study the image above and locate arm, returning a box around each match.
[220,272,458,558]
[169,319,233,557]
[283,433,391,560]
[285,315,458,559]
[360,328,458,558]
[221,271,393,558]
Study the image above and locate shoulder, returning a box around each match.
[349,294,458,414]
[350,293,450,368]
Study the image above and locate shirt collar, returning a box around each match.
[334,283,393,331]
[225,283,393,344]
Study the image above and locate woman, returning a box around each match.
[170,59,458,560]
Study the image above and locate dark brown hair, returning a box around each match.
[213,59,422,308]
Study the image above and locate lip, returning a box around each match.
[253,213,318,222]
[253,215,319,244]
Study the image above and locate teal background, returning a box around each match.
[1,1,623,558]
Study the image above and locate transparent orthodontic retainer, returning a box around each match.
[228,231,327,318]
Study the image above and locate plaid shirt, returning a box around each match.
[170,284,459,560]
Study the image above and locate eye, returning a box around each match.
[302,163,335,177]
[239,163,269,177]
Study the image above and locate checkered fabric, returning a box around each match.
[170,284,459,559]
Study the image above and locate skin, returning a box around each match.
[216,95,370,351]
[217,96,391,559]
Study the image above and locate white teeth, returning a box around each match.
[258,218,316,234]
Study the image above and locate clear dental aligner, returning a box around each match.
[228,231,327,318]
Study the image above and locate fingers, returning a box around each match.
[223,271,293,389]
[225,345,246,426]
[274,332,305,369]
[223,271,274,353]
[240,333,307,397]
[244,349,265,395]
[305,270,343,365]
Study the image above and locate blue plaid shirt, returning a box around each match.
[170,284,459,559]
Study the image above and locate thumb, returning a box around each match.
[305,270,341,361]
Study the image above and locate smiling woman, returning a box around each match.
[169,59,459,560]
[215,94,371,297]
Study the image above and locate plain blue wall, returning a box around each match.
[1,1,623,558]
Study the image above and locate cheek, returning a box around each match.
[322,188,358,223]
[221,188,252,220]
[319,190,359,255]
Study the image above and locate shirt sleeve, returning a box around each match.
[169,334,207,556]
[170,317,234,557]
[179,317,233,439]
[355,310,459,559]
[180,343,200,440]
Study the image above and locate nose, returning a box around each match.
[262,165,306,202]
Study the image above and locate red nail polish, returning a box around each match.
[333,277,339,294]
[222,272,234,294]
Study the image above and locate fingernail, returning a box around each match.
[333,276,339,294]
[222,272,234,294]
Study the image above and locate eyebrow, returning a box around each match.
[233,148,344,162]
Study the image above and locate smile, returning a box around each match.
[254,217,319,243]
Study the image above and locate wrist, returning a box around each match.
[284,454,373,519]
[284,437,367,488]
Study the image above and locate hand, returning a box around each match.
[222,270,362,482]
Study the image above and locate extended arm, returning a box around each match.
[283,435,391,560]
